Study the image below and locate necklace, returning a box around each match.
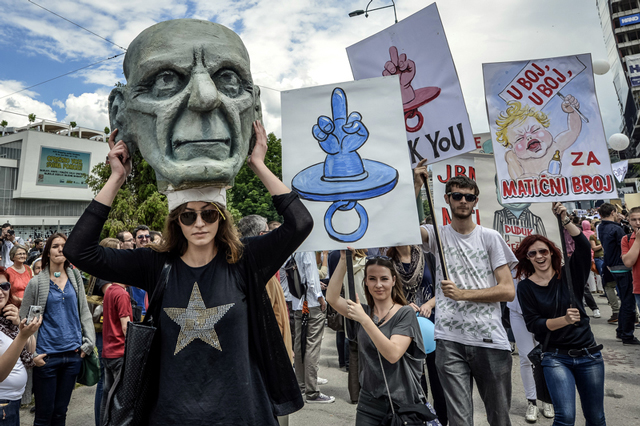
[53,272,61,278]
[375,303,395,326]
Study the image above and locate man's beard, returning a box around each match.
[451,206,473,220]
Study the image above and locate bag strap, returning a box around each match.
[142,261,172,326]
[543,279,562,352]
[376,350,395,416]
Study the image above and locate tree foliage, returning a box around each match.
[227,132,283,222]
[86,150,169,239]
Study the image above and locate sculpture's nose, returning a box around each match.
[188,71,221,112]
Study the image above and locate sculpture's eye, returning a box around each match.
[213,69,243,98]
[152,70,184,98]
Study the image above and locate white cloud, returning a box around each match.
[62,91,110,131]
[0,80,57,126]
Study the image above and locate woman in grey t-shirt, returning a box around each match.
[326,253,426,426]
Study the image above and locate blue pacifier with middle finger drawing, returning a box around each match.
[292,87,398,243]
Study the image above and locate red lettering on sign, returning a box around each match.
[587,151,601,165]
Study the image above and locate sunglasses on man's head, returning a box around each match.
[0,282,10,292]
[179,204,226,227]
[447,192,477,202]
[527,248,550,258]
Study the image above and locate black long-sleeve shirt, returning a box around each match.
[517,232,597,350]
[64,192,312,424]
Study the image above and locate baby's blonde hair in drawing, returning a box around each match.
[495,101,550,148]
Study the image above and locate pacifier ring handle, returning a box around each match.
[405,108,424,133]
[324,200,368,243]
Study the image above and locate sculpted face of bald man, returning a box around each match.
[109,19,261,191]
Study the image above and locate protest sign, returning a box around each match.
[347,3,474,166]
[431,152,561,252]
[281,76,421,252]
[484,54,616,203]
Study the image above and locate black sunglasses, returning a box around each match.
[136,235,151,240]
[0,282,10,292]
[179,205,226,227]
[527,248,550,258]
[447,192,477,202]
[366,255,392,261]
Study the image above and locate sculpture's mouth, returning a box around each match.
[173,138,230,147]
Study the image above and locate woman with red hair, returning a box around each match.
[515,203,605,426]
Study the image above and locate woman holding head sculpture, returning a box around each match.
[63,120,311,425]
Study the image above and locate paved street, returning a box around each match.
[19,296,640,425]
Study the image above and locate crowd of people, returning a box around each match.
[0,125,639,426]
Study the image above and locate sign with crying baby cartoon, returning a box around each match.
[483,53,616,204]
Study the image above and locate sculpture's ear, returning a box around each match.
[108,87,125,135]
[108,86,135,152]
[253,85,263,123]
[248,85,263,155]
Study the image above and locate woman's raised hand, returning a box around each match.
[2,305,20,327]
[248,121,268,169]
[564,308,580,325]
[18,316,42,339]
[552,202,567,221]
[107,129,132,182]
[346,294,367,324]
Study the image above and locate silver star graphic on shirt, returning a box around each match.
[164,282,234,355]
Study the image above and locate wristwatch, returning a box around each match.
[562,217,571,226]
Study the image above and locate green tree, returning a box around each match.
[0,120,7,137]
[104,127,110,135]
[28,114,36,130]
[86,150,169,239]
[227,132,282,221]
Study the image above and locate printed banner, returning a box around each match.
[483,53,616,203]
[611,160,629,183]
[36,146,91,188]
[346,3,474,166]
[431,152,561,252]
[281,76,421,252]
[626,53,640,87]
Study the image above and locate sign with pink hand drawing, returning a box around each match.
[483,53,617,204]
[346,3,475,166]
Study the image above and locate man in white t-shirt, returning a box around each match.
[420,175,517,426]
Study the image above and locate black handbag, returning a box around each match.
[527,333,552,404]
[377,351,438,426]
[103,262,172,426]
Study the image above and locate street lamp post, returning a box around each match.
[349,0,398,23]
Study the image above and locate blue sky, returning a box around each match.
[0,0,622,140]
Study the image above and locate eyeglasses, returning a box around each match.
[137,235,151,240]
[124,238,134,243]
[0,282,10,292]
[366,255,392,261]
[526,248,550,258]
[179,204,226,227]
[447,192,477,202]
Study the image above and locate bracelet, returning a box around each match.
[562,218,571,226]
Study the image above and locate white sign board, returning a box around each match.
[484,53,617,203]
[626,53,640,87]
[282,76,421,251]
[347,3,474,166]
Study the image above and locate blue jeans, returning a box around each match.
[542,350,606,426]
[613,272,635,342]
[33,351,83,426]
[0,399,21,426]
[94,332,103,426]
[435,339,512,426]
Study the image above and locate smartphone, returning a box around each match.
[26,306,42,325]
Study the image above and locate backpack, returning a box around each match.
[284,255,307,300]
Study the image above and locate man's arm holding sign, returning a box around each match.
[441,265,515,303]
